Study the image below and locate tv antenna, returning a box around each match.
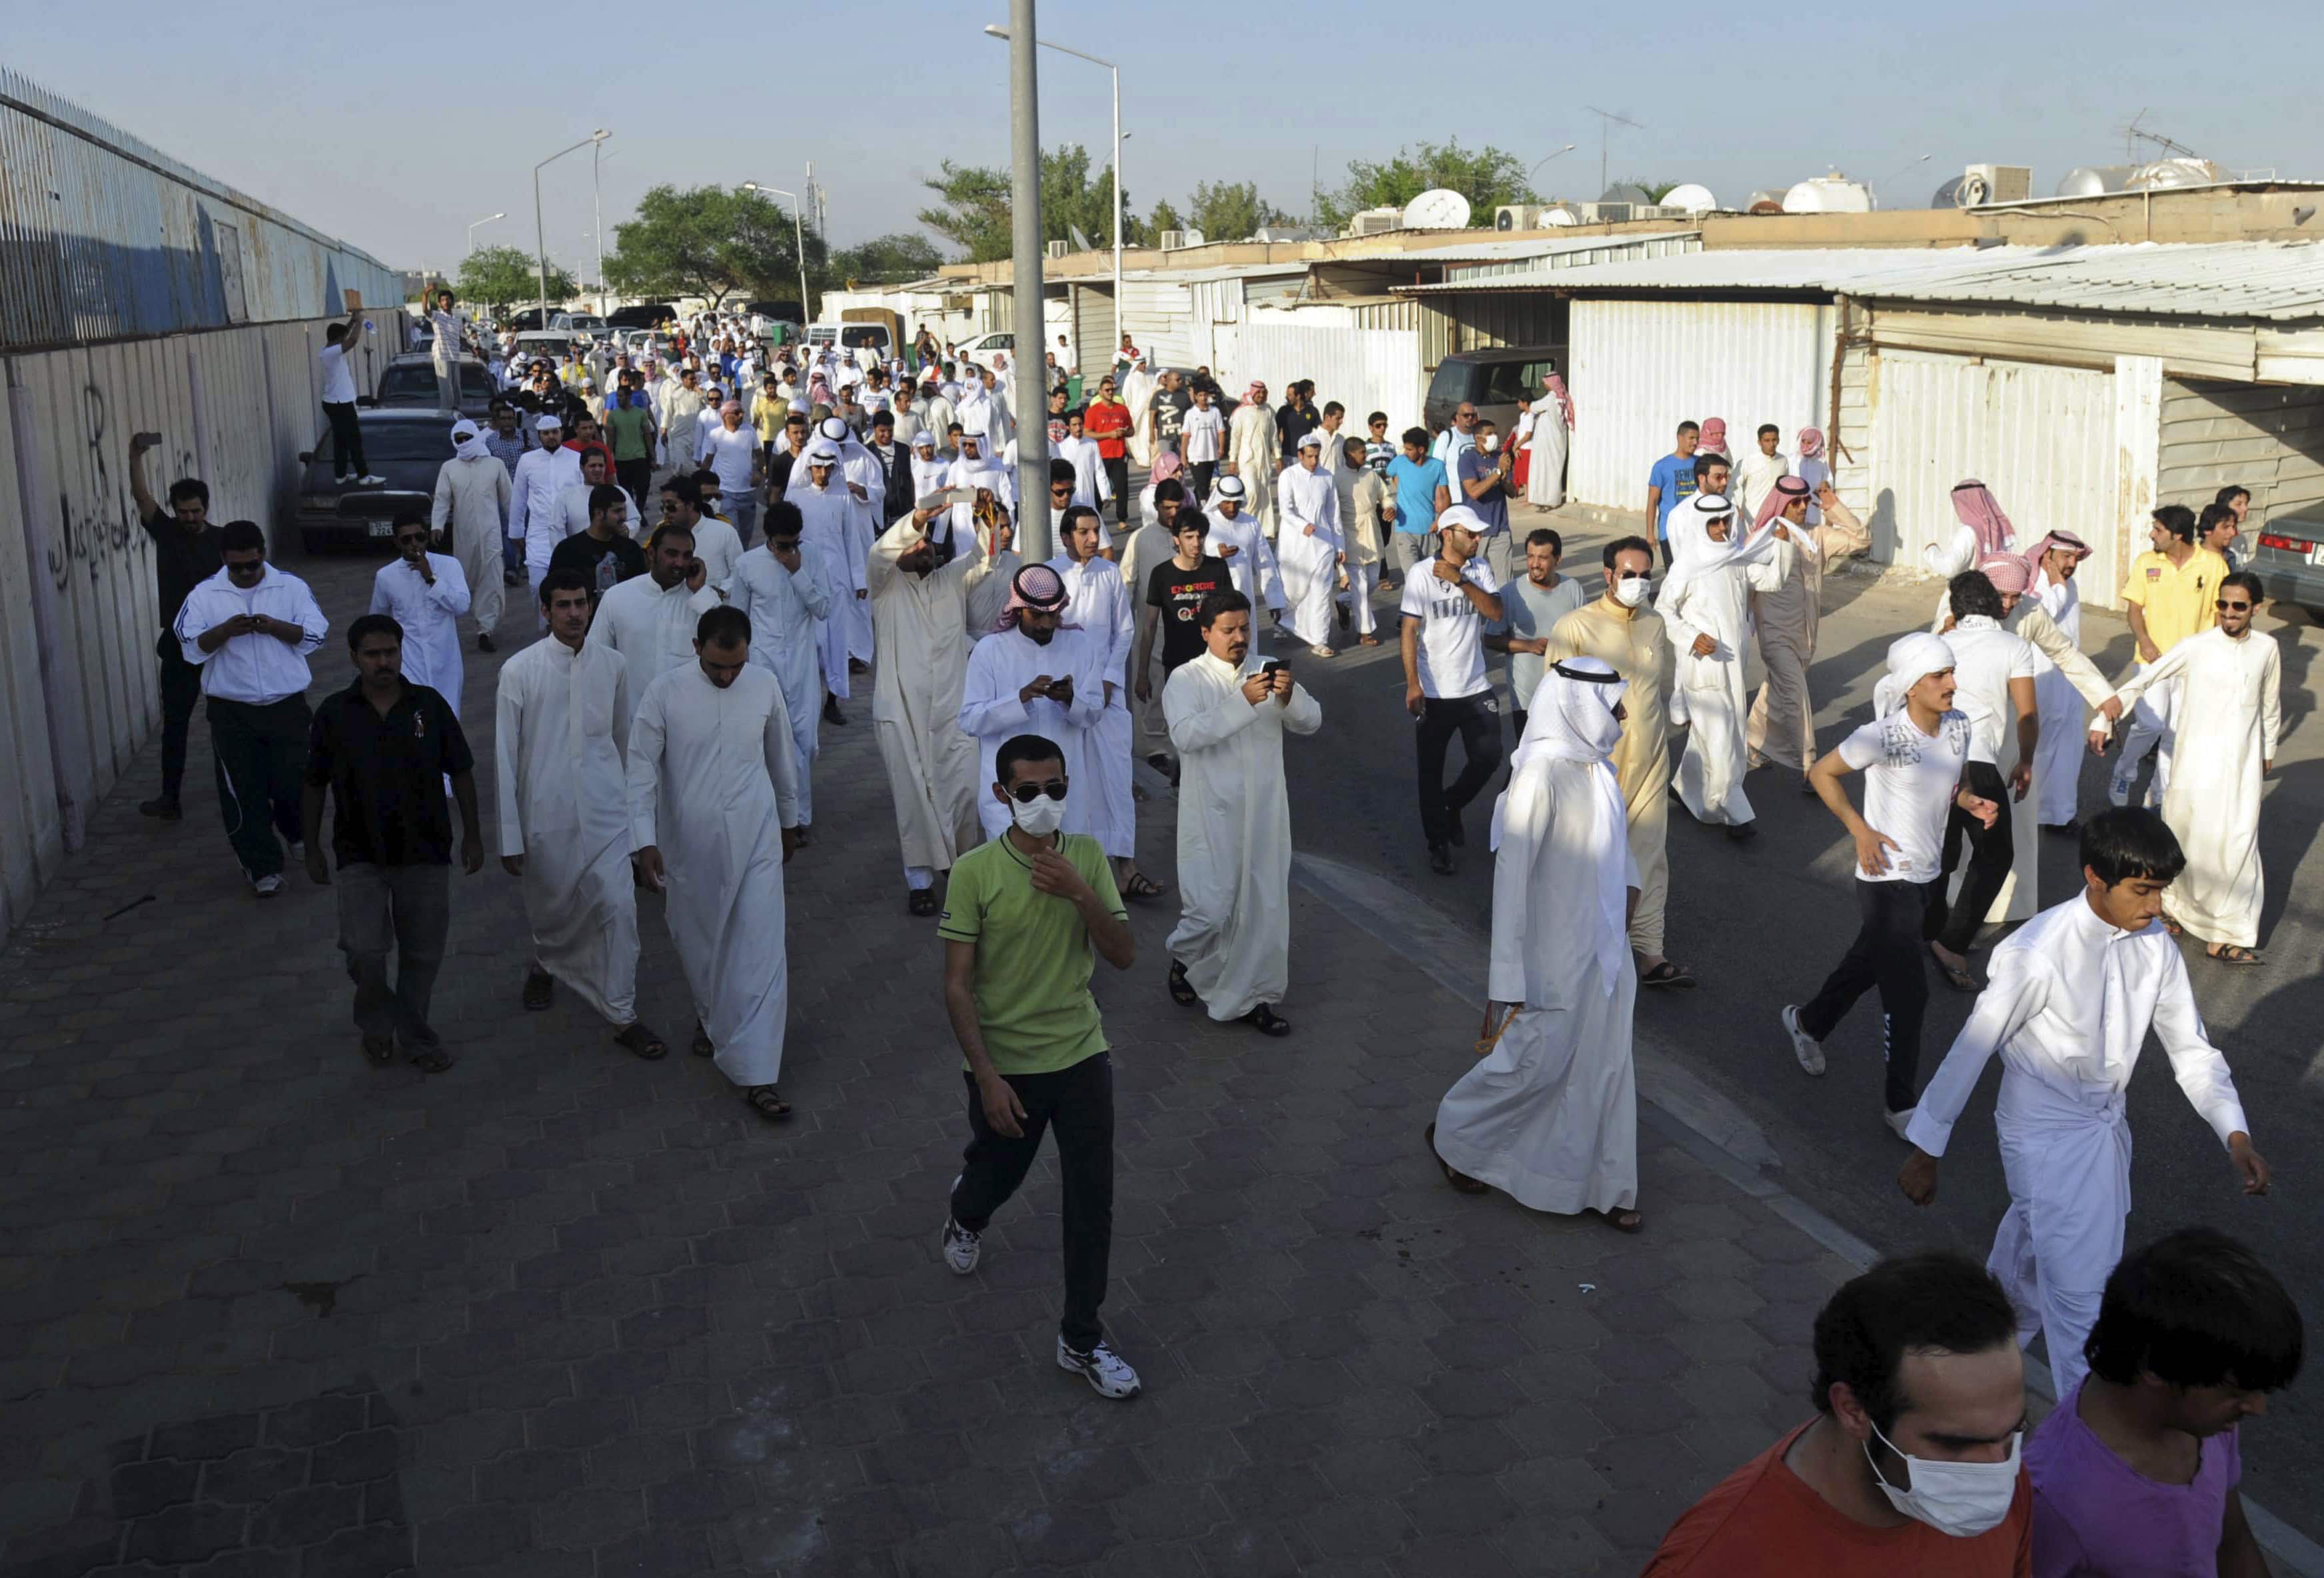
[1582,106,1644,198]
[2119,109,2201,164]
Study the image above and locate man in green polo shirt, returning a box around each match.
[939,732,1141,1397]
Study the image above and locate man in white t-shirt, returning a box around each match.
[696,399,764,546]
[316,305,384,486]
[1930,570,2039,984]
[1399,504,1505,875]
[1179,385,1226,506]
[1784,633,1999,1138]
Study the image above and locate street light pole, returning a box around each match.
[1002,0,1048,560]
[592,139,607,307]
[466,212,506,254]
[535,129,608,327]
[742,184,811,331]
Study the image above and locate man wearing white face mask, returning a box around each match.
[1645,1251,2035,1572]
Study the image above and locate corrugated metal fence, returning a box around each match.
[0,68,412,936]
[1214,323,1425,436]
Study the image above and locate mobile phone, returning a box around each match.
[1259,660,1283,677]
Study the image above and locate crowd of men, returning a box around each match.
[125,299,2301,1562]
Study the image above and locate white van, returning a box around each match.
[804,321,895,361]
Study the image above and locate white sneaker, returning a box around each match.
[357,473,388,486]
[940,1215,981,1275]
[1780,1005,1826,1076]
[2106,774,2131,808]
[1056,1334,1142,1399]
[287,840,306,864]
[253,873,285,898]
[1884,1107,1917,1142]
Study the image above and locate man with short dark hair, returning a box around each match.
[173,520,330,895]
[1454,416,1517,586]
[1644,420,1702,567]
[301,614,482,1070]
[2111,504,2228,808]
[588,522,710,701]
[939,732,1138,1397]
[548,482,648,596]
[1899,808,2267,1401]
[1488,526,1586,739]
[1401,504,1506,875]
[1133,505,1231,777]
[368,513,472,718]
[1644,1251,2033,1572]
[316,301,383,486]
[2028,1226,2299,1578]
[129,434,225,821]
[1385,425,1451,587]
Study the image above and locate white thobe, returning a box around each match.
[626,664,800,1088]
[832,441,885,660]
[558,483,642,544]
[684,514,743,595]
[430,454,512,637]
[1060,435,1109,508]
[1227,404,1280,530]
[1905,894,2249,1401]
[1524,396,1568,509]
[1275,463,1342,646]
[367,554,472,717]
[967,546,1022,642]
[722,543,835,826]
[2103,628,2280,948]
[868,516,994,874]
[1433,751,1639,1215]
[958,626,1107,840]
[511,447,584,573]
[1734,450,1789,524]
[2032,571,2089,826]
[1206,508,1284,614]
[1163,652,1323,1020]
[1664,538,1792,825]
[1050,552,1139,860]
[1120,368,1155,466]
[495,636,638,1024]
[585,573,703,704]
[786,482,861,698]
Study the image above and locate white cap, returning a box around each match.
[1295,428,1325,450]
[535,414,562,432]
[1438,503,1488,534]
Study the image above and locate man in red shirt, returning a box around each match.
[1082,373,1135,534]
[1646,1251,2034,1576]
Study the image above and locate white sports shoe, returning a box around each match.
[1057,1335,1142,1399]
[940,1215,981,1275]
[1780,1005,1826,1076]
[253,873,285,898]
[1885,1106,1918,1142]
[357,473,388,486]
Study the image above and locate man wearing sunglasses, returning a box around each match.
[2089,572,2279,965]
[939,732,1139,1399]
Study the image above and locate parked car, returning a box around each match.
[1423,346,1562,438]
[370,353,496,416]
[551,312,608,342]
[957,331,1015,373]
[511,331,580,365]
[805,321,896,361]
[290,411,456,556]
[2249,518,2324,619]
[606,302,678,331]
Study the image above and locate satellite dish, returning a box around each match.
[1068,224,1093,251]
[1662,183,1718,213]
[1401,188,1473,231]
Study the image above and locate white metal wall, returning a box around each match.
[1119,280,1197,370]
[2159,377,2324,527]
[1214,323,1424,435]
[1071,285,1115,381]
[1567,299,1836,512]
[1866,351,2126,606]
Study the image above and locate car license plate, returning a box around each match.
[367,520,394,538]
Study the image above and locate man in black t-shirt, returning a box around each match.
[547,483,648,598]
[129,433,226,822]
[1151,370,1193,458]
[1134,511,1231,776]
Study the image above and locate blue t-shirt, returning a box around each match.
[1648,453,1698,539]
[1388,455,1449,536]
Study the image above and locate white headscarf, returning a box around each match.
[1660,491,1780,614]
[1496,655,1632,994]
[1873,632,1956,720]
[450,420,491,462]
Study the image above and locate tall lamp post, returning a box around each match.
[536,129,608,326]
[983,9,1056,558]
[466,211,506,254]
[983,23,1119,358]
[740,183,812,333]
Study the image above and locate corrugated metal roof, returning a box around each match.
[1383,230,1699,263]
[1393,242,2324,323]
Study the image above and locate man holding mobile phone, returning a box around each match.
[585,521,712,704]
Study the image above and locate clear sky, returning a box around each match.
[9,0,2315,273]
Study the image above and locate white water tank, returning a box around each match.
[1782,173,1874,214]
[1661,183,1718,214]
[2130,157,2224,190]
[1541,204,1580,227]
[2056,165,2137,198]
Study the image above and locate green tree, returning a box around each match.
[603,184,827,310]
[1185,181,1289,242]
[1146,199,1184,237]
[1619,179,1680,203]
[1316,139,1536,229]
[455,245,574,309]
[828,233,946,285]
[916,145,1133,263]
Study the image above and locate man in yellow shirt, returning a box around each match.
[2111,504,2229,809]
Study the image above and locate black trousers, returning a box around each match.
[1798,878,1942,1113]
[1416,693,1504,848]
[1103,457,1130,524]
[157,635,203,802]
[206,695,310,879]
[950,1051,1114,1352]
[322,401,368,478]
[1658,536,1676,569]
[1187,460,1216,505]
[1936,759,2013,954]
[616,458,653,506]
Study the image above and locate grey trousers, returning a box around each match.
[336,862,451,1051]
[1388,530,1434,580]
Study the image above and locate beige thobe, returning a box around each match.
[1546,598,1675,957]
[1745,496,1872,772]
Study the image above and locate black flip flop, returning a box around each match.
[1243,1004,1291,1038]
[1426,1123,1487,1194]
[691,1022,714,1058]
[744,1084,793,1121]
[1167,960,1201,1008]
[613,1023,667,1060]
[1638,961,1695,990]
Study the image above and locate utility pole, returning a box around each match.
[1005,0,1048,562]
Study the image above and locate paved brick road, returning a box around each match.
[0,544,1865,1577]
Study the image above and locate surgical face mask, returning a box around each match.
[1008,787,1067,838]
[1612,575,1652,608]
[1865,1423,2022,1539]
[1479,433,1501,454]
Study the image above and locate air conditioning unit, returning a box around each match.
[1494,204,1553,231]
[1044,239,1070,259]
[1578,202,1633,223]
[1158,230,1191,251]
[1347,207,1405,237]
[1956,163,2033,207]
